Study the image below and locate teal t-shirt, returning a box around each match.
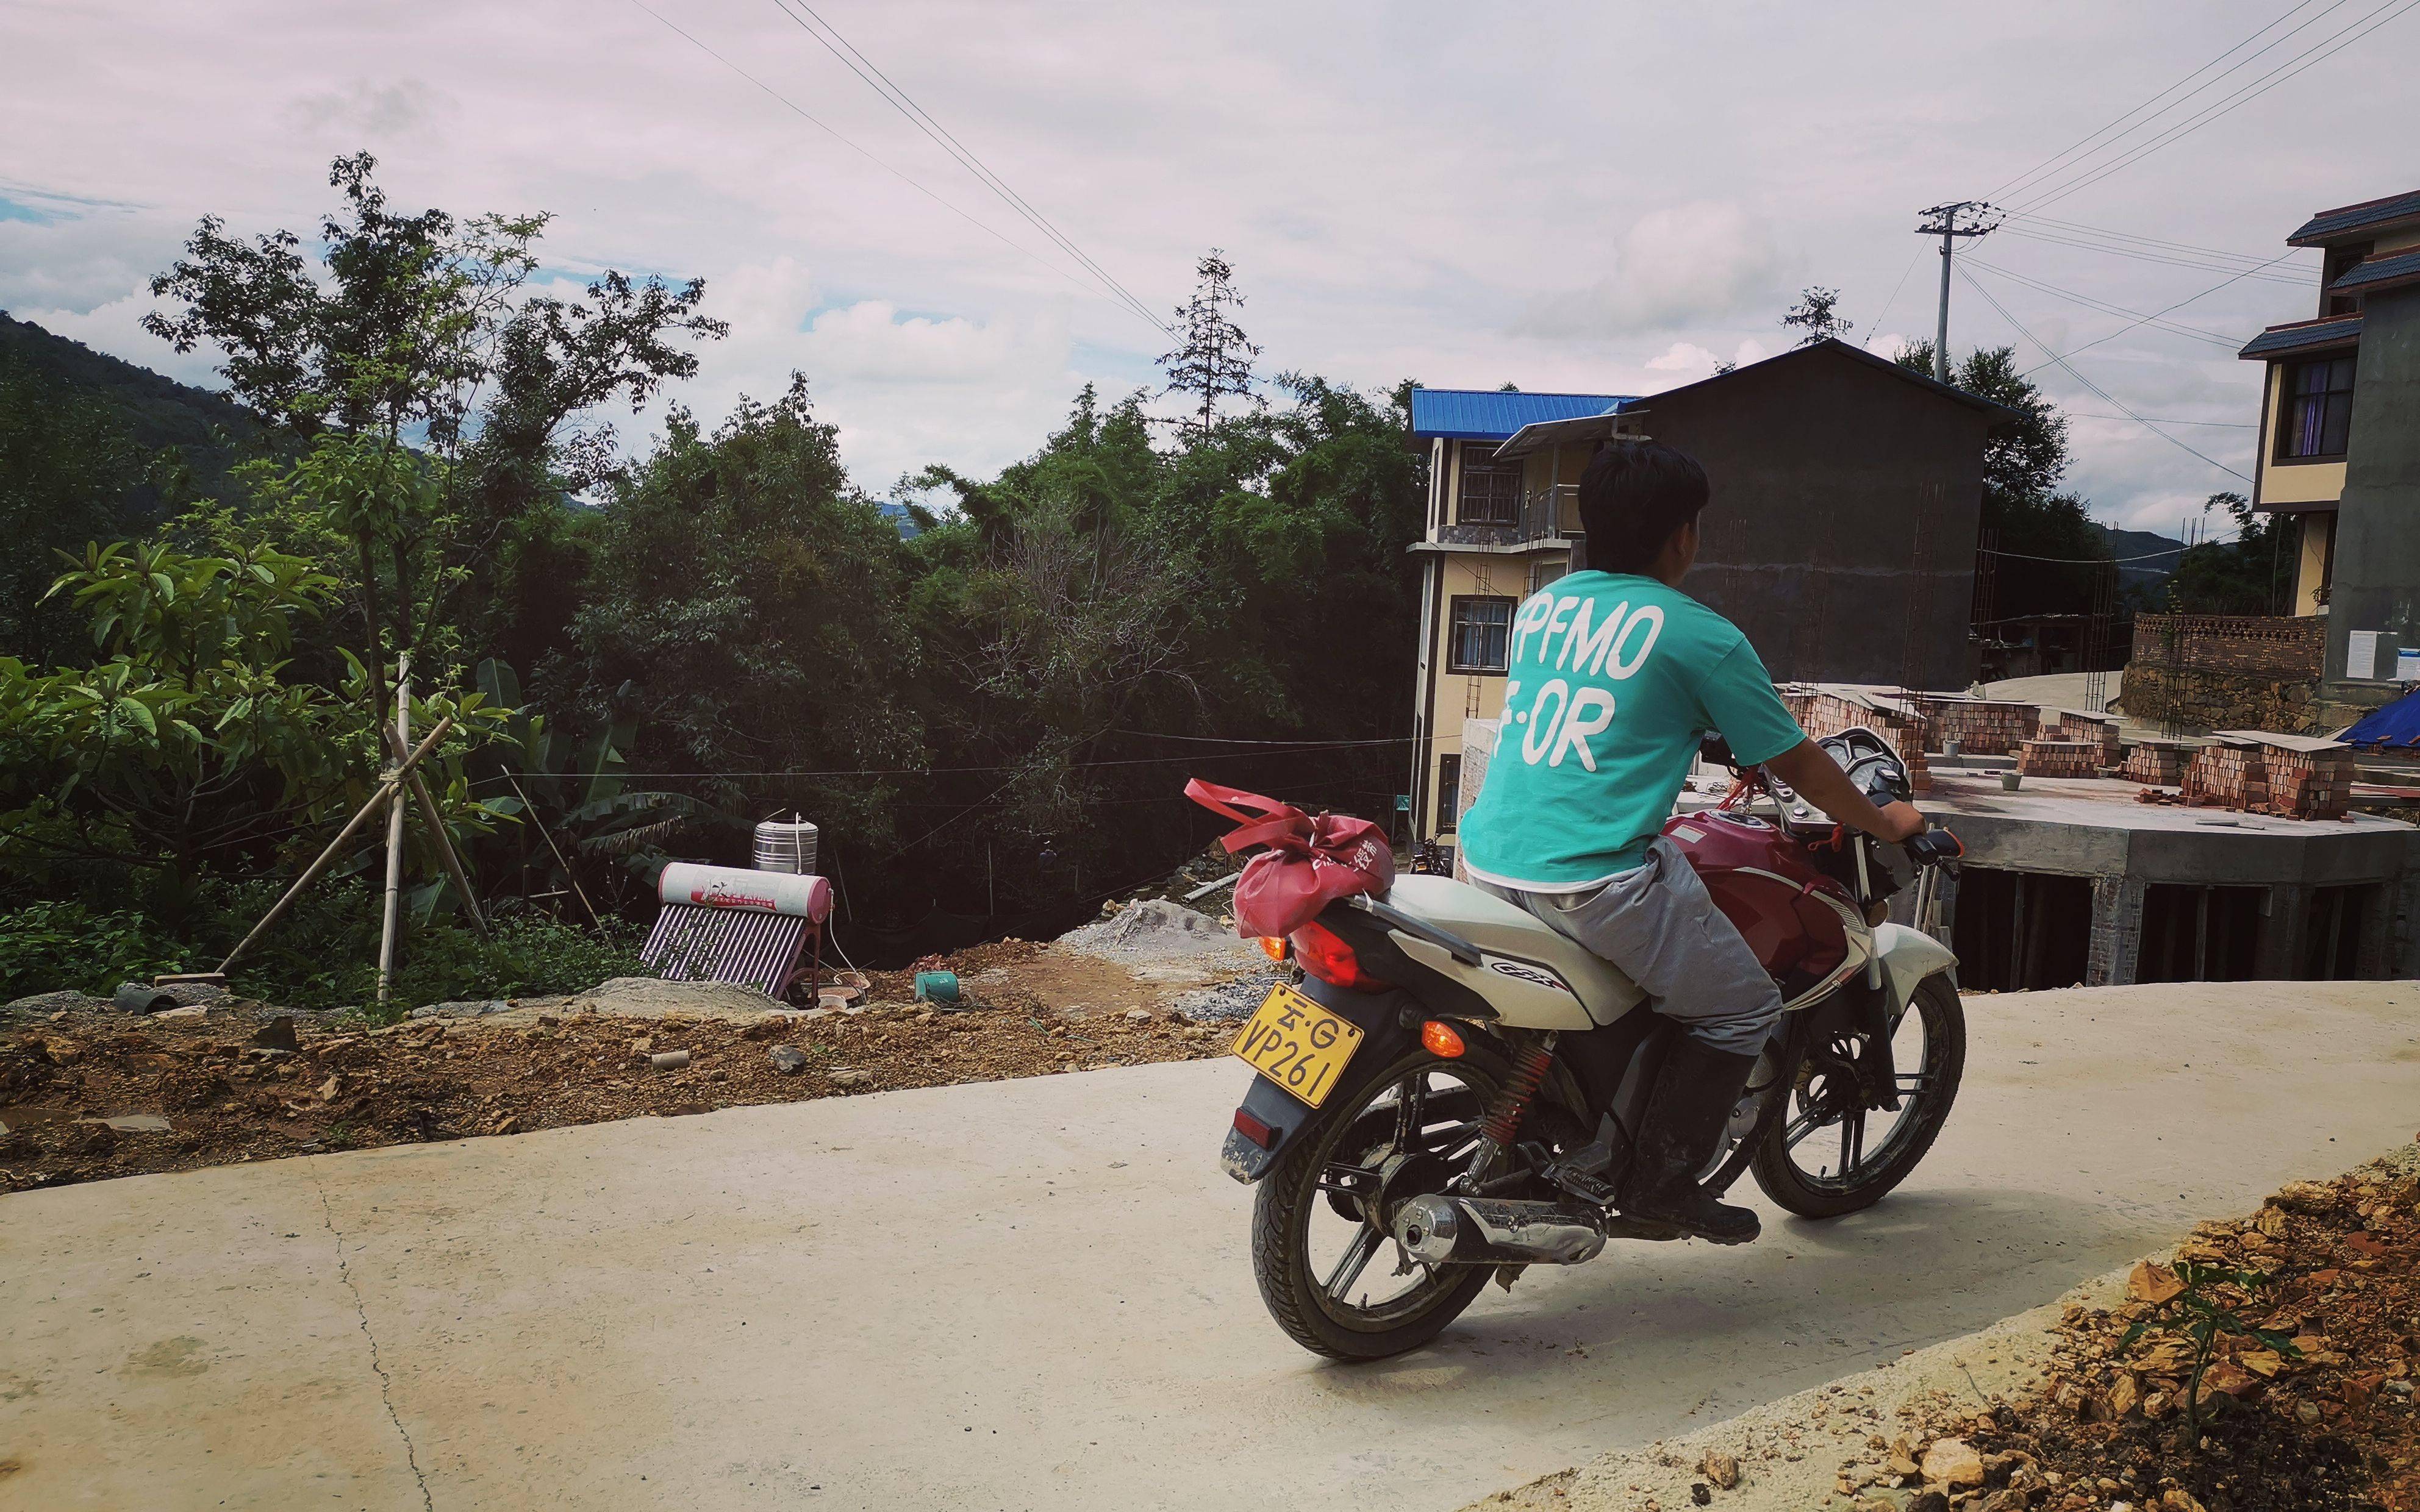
[1458,571,1805,891]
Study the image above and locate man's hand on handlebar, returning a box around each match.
[1873,799,1927,844]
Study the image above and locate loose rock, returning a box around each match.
[1920,1437,1984,1488]
[768,1044,809,1075]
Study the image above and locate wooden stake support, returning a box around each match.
[212,714,457,980]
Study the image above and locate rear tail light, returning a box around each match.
[1287,919,1391,992]
[1232,1108,1277,1149]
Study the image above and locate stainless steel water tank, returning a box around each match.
[753,817,819,875]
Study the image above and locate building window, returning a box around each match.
[1434,755,1461,833]
[2324,241,2372,317]
[1447,596,1515,673]
[1529,557,1570,595]
[2279,355,2356,460]
[1458,444,1522,526]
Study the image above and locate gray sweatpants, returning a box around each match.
[1475,836,1786,1057]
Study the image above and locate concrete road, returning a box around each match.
[6,981,2418,1511]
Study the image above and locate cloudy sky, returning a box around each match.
[4,0,2414,531]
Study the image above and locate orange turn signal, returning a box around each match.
[1420,1020,1466,1059]
[1258,936,1288,962]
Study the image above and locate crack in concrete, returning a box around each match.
[315,1179,435,1512]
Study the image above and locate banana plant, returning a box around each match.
[467,658,716,915]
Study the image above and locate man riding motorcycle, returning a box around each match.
[1455,440,1927,1246]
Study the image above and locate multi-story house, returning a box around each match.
[1403,341,2010,854]
[2236,190,2410,643]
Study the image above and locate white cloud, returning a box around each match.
[0,0,2402,529]
[1516,202,1789,339]
[1645,341,1721,376]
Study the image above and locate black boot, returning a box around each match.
[1617,1038,1761,1245]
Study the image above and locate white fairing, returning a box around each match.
[1376,875,1645,1030]
[1369,876,1955,1031]
[1872,921,1958,1016]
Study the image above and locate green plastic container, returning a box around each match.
[913,970,961,1005]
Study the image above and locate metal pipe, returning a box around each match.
[377,655,410,1008]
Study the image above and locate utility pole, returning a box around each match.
[1916,201,2001,382]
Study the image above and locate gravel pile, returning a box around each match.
[1057,899,1265,972]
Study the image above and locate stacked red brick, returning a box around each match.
[2261,746,2354,819]
[2121,743,2188,786]
[2048,711,2123,769]
[2019,738,2100,778]
[2182,743,2268,808]
[1910,697,2039,756]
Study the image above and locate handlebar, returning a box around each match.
[1904,829,1964,868]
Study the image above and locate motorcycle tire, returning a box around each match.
[1749,973,1966,1219]
[1250,1042,1511,1361]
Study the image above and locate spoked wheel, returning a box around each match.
[1750,974,1966,1218]
[1250,1043,1512,1360]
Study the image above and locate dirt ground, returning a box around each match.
[0,936,1265,1195]
[1469,1146,2420,1512]
[1837,1144,2420,1512]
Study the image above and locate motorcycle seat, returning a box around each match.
[1380,874,1645,1024]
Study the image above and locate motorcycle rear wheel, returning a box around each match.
[1250,1042,1511,1361]
[1749,973,1965,1219]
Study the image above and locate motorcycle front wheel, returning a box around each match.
[1250,1041,1511,1361]
[1749,973,1966,1219]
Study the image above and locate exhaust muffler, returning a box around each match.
[1392,1194,1613,1266]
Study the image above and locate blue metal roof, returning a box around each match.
[2289,189,2420,246]
[2333,248,2420,294]
[1408,388,1633,440]
[2239,313,2362,360]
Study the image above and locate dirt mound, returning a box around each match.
[0,991,1234,1194]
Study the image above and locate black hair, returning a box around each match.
[1576,441,1709,576]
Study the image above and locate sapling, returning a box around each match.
[2119,1260,2301,1447]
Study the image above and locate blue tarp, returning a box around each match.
[2341,689,2420,747]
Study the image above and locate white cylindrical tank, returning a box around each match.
[753,818,820,875]
[659,861,832,921]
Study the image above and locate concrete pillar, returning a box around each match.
[2379,871,2420,979]
[2255,883,2310,982]
[2086,874,2147,986]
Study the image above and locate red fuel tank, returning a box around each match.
[1661,810,1854,1000]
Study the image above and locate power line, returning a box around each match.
[1995,226,2309,285]
[1986,0,2346,202]
[463,736,1420,788]
[2000,210,2296,269]
[2013,0,2419,211]
[1955,265,2251,482]
[1860,248,1926,348]
[2067,413,2254,429]
[764,0,1172,335]
[1963,261,2244,349]
[623,0,1150,327]
[2017,249,2302,379]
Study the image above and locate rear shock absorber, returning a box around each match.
[1459,1032,1556,1191]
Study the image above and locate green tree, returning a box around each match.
[1897,341,2112,619]
[2162,492,2291,615]
[0,541,505,921]
[1781,286,1855,346]
[145,152,725,724]
[564,379,925,861]
[1159,250,1261,442]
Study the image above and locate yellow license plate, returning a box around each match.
[1231,983,1365,1108]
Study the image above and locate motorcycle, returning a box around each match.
[1217,727,1966,1360]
